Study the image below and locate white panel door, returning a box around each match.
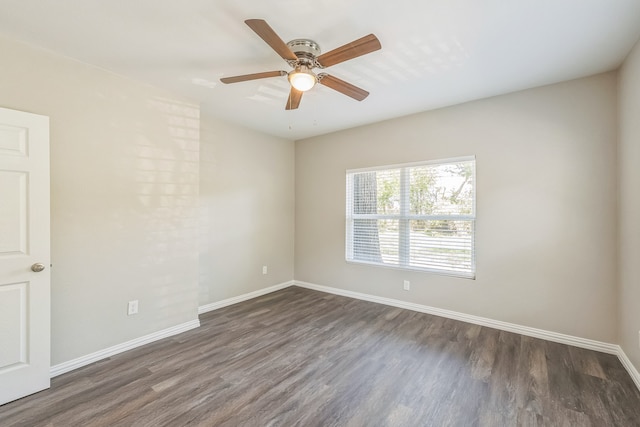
[0,107,50,405]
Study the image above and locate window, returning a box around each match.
[346,156,476,278]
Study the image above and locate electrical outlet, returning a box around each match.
[127,300,139,316]
[403,280,410,291]
[262,265,268,275]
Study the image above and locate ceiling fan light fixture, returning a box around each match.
[222,20,381,110]
[288,66,316,92]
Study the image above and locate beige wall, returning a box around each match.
[619,39,640,371]
[199,116,295,304]
[296,73,618,343]
[0,36,201,364]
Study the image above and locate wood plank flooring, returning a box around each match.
[2,286,639,426]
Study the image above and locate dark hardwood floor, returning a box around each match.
[2,286,640,426]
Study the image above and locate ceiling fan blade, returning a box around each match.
[245,19,298,62]
[286,87,303,110]
[220,71,287,84]
[316,34,381,68]
[318,74,369,101]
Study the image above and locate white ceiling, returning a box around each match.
[1,0,639,140]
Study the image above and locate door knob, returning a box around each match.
[31,263,45,272]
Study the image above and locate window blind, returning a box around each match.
[346,157,476,278]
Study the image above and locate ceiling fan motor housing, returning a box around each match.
[287,39,321,66]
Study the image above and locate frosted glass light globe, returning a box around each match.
[288,67,316,92]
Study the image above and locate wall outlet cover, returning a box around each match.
[127,300,139,315]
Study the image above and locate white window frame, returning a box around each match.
[345,156,476,279]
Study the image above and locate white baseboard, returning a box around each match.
[198,280,295,314]
[617,346,640,391]
[50,319,200,378]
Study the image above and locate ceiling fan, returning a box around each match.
[220,19,382,110]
